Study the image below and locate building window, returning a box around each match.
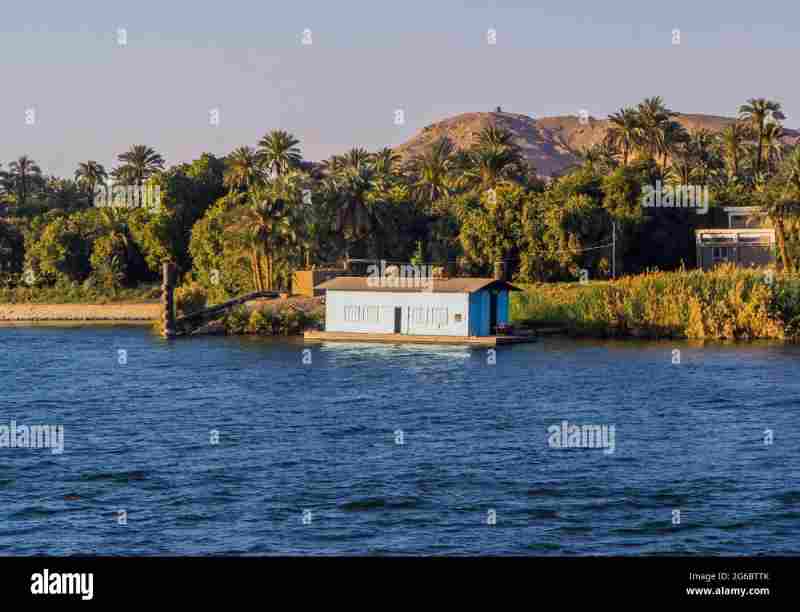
[409,306,449,327]
[344,305,380,323]
[366,306,379,323]
[344,305,358,321]
[712,247,730,262]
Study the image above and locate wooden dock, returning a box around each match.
[303,330,536,346]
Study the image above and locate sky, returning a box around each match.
[1,0,798,178]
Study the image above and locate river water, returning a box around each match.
[1,326,798,554]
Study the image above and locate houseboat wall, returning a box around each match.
[325,291,471,336]
[468,289,510,336]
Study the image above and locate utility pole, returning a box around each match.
[612,221,616,279]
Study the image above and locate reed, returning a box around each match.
[512,265,800,340]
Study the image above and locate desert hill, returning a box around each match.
[394,111,800,178]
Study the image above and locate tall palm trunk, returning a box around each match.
[773,215,793,273]
[251,248,265,291]
[756,129,764,176]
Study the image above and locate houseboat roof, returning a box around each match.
[315,276,521,294]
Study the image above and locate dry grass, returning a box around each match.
[512,266,800,339]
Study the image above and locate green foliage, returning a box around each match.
[459,183,526,270]
[175,282,208,316]
[0,220,24,274]
[5,96,800,316]
[25,214,95,283]
[0,282,157,304]
[188,192,252,301]
[89,233,127,290]
[512,266,800,339]
[222,305,250,334]
[242,305,310,335]
[154,153,227,272]
[248,306,278,334]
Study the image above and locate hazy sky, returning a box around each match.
[2,0,798,177]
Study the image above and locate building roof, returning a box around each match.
[315,276,521,293]
[696,228,775,235]
[723,206,764,213]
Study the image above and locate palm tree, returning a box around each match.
[605,108,641,166]
[115,145,164,185]
[256,130,302,177]
[636,97,674,161]
[223,146,261,192]
[321,154,346,174]
[99,207,132,255]
[720,122,750,180]
[689,130,722,185]
[243,183,298,291]
[46,178,84,211]
[367,147,402,195]
[408,137,455,207]
[670,141,696,186]
[5,156,43,207]
[370,147,401,176]
[114,146,164,209]
[658,120,688,168]
[760,148,800,272]
[579,142,619,172]
[476,124,517,149]
[464,125,525,189]
[579,145,602,169]
[465,143,525,190]
[74,161,108,206]
[329,165,377,260]
[763,122,785,175]
[739,98,784,177]
[341,148,371,171]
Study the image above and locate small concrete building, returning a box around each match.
[315,276,519,338]
[695,207,776,270]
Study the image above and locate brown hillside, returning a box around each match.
[394,111,800,178]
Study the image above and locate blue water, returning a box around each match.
[1,325,799,555]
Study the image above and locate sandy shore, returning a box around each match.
[0,302,160,322]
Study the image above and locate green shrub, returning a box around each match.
[512,266,800,340]
[222,305,250,334]
[278,308,307,335]
[248,307,278,334]
[175,283,208,316]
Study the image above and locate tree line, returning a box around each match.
[2,96,800,298]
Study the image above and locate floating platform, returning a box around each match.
[303,330,536,346]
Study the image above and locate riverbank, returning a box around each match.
[511,266,800,340]
[0,302,160,322]
[0,294,324,332]
[6,267,798,340]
